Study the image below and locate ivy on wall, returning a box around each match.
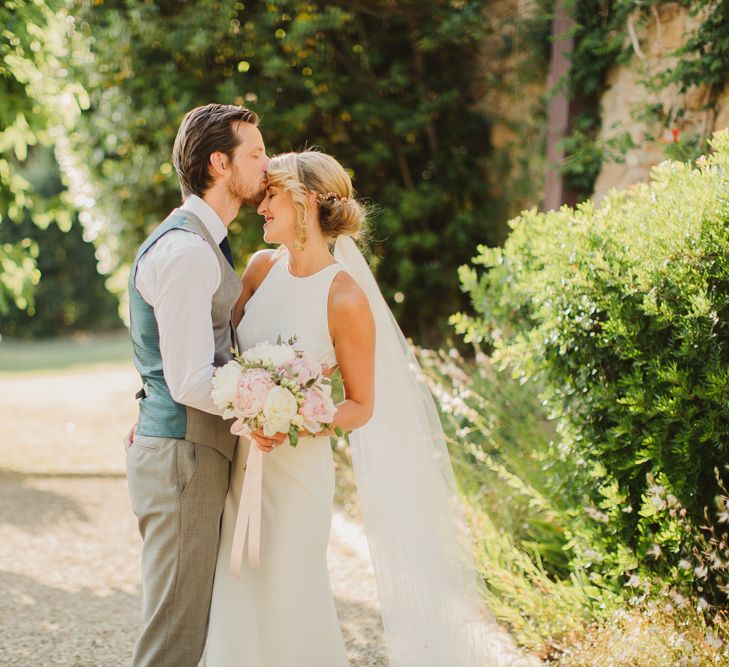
[557,0,729,201]
[663,0,729,95]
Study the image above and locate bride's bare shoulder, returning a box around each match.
[234,250,278,325]
[242,249,278,292]
[328,270,372,323]
[328,270,375,361]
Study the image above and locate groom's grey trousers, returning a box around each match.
[126,435,229,667]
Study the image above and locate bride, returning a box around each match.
[205,150,534,666]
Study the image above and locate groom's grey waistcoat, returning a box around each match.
[128,209,241,461]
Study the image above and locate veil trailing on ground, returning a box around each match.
[334,235,528,667]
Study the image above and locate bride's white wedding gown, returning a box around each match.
[206,252,350,667]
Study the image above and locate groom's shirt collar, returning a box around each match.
[180,194,227,245]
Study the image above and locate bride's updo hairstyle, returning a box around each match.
[265,150,367,250]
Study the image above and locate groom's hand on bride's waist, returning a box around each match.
[123,423,137,454]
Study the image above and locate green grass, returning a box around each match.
[0,330,132,374]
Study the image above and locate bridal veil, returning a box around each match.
[334,235,528,667]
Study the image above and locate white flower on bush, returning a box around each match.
[242,341,296,367]
[261,386,298,436]
[211,361,243,417]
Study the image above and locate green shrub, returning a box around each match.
[452,131,729,601]
[417,347,620,652]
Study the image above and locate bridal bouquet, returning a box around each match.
[211,338,336,446]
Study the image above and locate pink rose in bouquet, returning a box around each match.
[211,338,338,447]
[299,385,336,433]
[234,368,275,418]
[285,351,322,386]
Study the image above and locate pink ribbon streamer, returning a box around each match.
[229,440,263,577]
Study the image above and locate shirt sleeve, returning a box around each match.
[136,231,224,416]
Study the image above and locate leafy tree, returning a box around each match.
[0,0,87,316]
[0,147,120,337]
[66,0,500,344]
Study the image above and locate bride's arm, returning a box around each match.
[232,249,276,327]
[324,273,376,433]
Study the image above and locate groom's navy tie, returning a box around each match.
[219,237,235,269]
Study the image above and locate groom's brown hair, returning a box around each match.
[173,103,259,199]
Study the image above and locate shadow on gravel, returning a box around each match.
[1,572,387,667]
[0,570,139,666]
[0,471,90,529]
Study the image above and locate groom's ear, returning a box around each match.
[209,151,230,177]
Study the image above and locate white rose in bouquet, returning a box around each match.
[211,360,243,417]
[261,386,299,436]
[242,341,296,368]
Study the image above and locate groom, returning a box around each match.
[125,103,268,667]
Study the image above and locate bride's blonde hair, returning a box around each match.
[265,150,367,250]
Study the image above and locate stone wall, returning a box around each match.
[477,0,548,219]
[593,3,729,201]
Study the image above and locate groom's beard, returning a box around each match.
[229,168,266,208]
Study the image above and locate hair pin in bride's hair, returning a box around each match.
[315,191,347,204]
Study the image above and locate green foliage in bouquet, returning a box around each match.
[452,131,729,602]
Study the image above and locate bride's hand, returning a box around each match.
[250,425,334,452]
[250,428,288,453]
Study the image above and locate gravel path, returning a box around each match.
[0,365,387,665]
[0,364,538,667]
[0,472,387,666]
